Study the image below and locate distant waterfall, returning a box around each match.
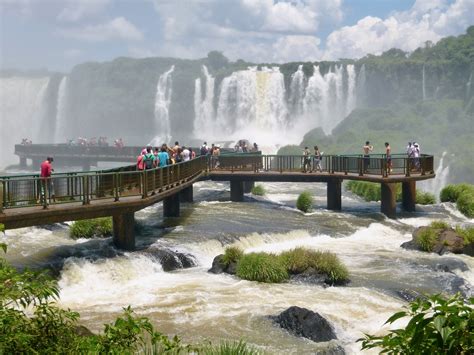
[0,77,50,168]
[466,72,473,100]
[54,76,69,143]
[356,64,366,107]
[194,65,215,136]
[422,65,426,100]
[346,64,357,116]
[215,67,288,136]
[152,65,174,145]
[421,151,450,201]
[289,65,305,115]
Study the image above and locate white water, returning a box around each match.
[193,65,215,136]
[54,76,69,143]
[467,72,473,100]
[151,65,175,145]
[289,65,305,116]
[0,77,50,168]
[346,64,357,117]
[356,64,366,107]
[420,151,450,201]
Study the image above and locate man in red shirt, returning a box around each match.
[40,157,55,206]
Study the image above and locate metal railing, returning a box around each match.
[0,153,434,212]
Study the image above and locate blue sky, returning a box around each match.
[0,0,472,71]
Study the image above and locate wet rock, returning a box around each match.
[401,227,473,256]
[433,258,468,273]
[142,248,196,272]
[271,306,337,343]
[74,325,95,337]
[393,289,425,302]
[208,254,237,275]
[291,267,350,287]
[316,345,346,355]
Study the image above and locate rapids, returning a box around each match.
[2,180,473,354]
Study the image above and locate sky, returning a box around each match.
[0,0,473,72]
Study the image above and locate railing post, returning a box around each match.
[421,157,425,175]
[358,157,363,176]
[114,173,119,201]
[177,164,180,183]
[159,167,163,191]
[406,158,411,177]
[82,175,89,205]
[142,170,147,198]
[0,180,5,212]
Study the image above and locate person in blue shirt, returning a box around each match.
[158,146,170,167]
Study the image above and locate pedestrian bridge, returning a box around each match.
[0,153,435,250]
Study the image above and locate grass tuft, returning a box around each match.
[221,246,244,267]
[296,191,313,212]
[429,220,449,230]
[70,217,113,239]
[251,185,266,196]
[416,228,439,252]
[236,253,288,283]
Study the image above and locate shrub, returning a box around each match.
[358,294,474,354]
[416,228,439,252]
[457,192,474,218]
[199,340,260,355]
[439,183,473,202]
[416,191,436,205]
[279,248,349,284]
[455,226,474,244]
[221,246,244,267]
[70,217,113,239]
[296,191,313,212]
[251,184,265,196]
[236,253,288,283]
[429,220,449,230]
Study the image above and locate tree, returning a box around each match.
[206,51,229,71]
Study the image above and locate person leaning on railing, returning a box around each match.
[40,157,55,206]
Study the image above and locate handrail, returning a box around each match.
[0,153,434,212]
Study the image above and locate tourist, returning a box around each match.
[212,144,220,168]
[40,157,55,206]
[210,143,215,155]
[242,143,248,153]
[253,142,259,152]
[413,142,421,170]
[181,146,191,162]
[200,142,208,156]
[189,148,196,159]
[385,142,392,174]
[302,147,311,173]
[312,146,322,172]
[158,146,169,167]
[137,149,146,170]
[153,147,160,167]
[143,146,155,169]
[363,141,373,173]
[173,141,180,154]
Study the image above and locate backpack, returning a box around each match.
[143,153,154,169]
[200,146,208,155]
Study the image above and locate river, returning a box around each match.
[2,180,473,354]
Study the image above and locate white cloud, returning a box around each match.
[57,0,111,22]
[58,17,144,42]
[323,0,474,60]
[64,48,83,58]
[272,35,322,62]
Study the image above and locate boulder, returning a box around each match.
[142,248,196,271]
[402,227,473,256]
[271,306,337,343]
[208,254,237,274]
[74,325,95,337]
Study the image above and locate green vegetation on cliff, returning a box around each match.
[440,183,474,218]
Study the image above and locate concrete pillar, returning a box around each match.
[243,181,255,193]
[179,185,193,203]
[32,159,41,169]
[113,212,135,250]
[402,181,416,212]
[381,182,397,218]
[163,193,180,217]
[19,156,27,168]
[327,179,342,210]
[230,181,244,202]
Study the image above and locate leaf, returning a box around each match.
[385,311,407,324]
[434,315,446,333]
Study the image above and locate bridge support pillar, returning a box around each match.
[19,156,27,168]
[381,183,397,218]
[243,181,255,194]
[327,179,342,210]
[402,181,416,212]
[32,159,41,169]
[113,212,135,250]
[230,181,244,202]
[164,193,180,217]
[179,185,193,203]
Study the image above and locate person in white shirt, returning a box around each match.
[181,146,191,162]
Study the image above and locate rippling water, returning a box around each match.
[2,181,473,354]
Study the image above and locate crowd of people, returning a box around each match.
[136,141,198,170]
[66,137,125,148]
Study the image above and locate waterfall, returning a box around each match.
[356,64,366,107]
[215,66,288,138]
[303,65,328,131]
[346,64,357,116]
[0,77,50,168]
[422,65,426,100]
[420,151,450,201]
[54,76,69,143]
[466,72,473,100]
[151,65,175,145]
[289,65,305,115]
[193,65,215,136]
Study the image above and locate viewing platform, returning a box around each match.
[0,153,435,250]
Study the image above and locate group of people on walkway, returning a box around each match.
[136,142,197,170]
[302,146,323,173]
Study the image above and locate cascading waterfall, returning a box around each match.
[0,77,50,168]
[356,64,366,107]
[466,72,473,100]
[54,76,68,143]
[215,67,288,138]
[289,65,305,115]
[151,65,175,145]
[193,65,215,136]
[346,64,357,116]
[421,151,450,201]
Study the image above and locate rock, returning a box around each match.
[142,248,196,272]
[400,239,417,251]
[394,289,425,302]
[74,325,94,337]
[403,227,473,256]
[271,306,337,343]
[433,258,468,273]
[291,267,350,287]
[208,254,237,275]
